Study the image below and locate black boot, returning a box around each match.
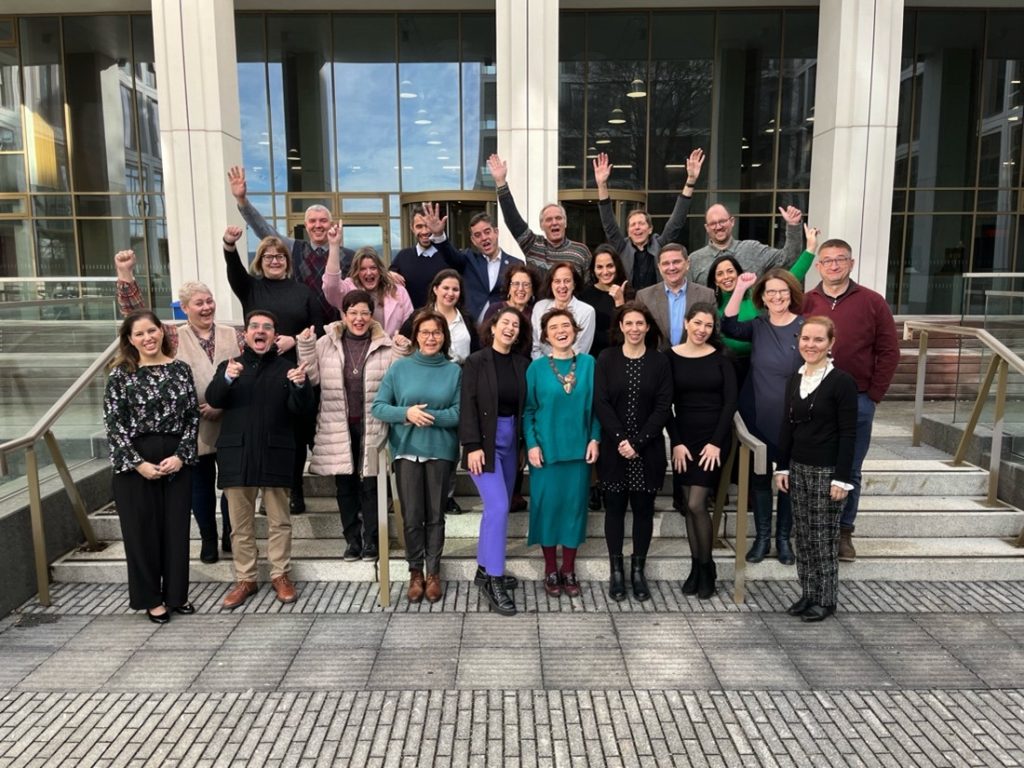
[681,559,699,595]
[697,560,716,600]
[608,556,626,601]
[775,494,795,565]
[200,534,219,564]
[630,555,651,602]
[481,576,517,616]
[745,489,773,563]
[589,485,603,511]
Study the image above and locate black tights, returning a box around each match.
[604,489,656,558]
[679,485,713,562]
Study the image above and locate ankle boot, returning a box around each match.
[608,555,626,601]
[482,576,517,616]
[200,535,219,564]
[630,555,651,602]
[697,560,716,600]
[745,489,773,563]
[681,558,699,595]
[775,493,795,566]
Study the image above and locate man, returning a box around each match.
[390,204,465,308]
[635,243,716,351]
[688,203,804,286]
[487,154,591,278]
[227,166,354,323]
[206,310,315,608]
[802,239,900,561]
[593,149,704,291]
[424,206,518,321]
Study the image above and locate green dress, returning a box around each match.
[523,354,601,548]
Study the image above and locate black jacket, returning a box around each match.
[458,347,528,473]
[205,346,314,488]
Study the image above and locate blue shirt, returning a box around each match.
[665,281,688,345]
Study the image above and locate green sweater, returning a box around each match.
[372,351,462,462]
[716,249,816,356]
[523,354,601,463]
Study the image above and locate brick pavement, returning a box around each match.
[2,580,1024,766]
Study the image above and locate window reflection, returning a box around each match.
[0,48,23,151]
[777,12,817,190]
[20,18,70,193]
[461,14,496,190]
[558,19,586,190]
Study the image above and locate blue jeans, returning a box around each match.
[841,393,876,528]
[193,453,231,540]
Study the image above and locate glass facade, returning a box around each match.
[558,9,818,257]
[892,9,1024,314]
[0,14,166,311]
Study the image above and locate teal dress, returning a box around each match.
[523,354,601,548]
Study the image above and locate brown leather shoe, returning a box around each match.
[425,573,443,603]
[271,574,298,604]
[407,569,425,603]
[222,581,258,609]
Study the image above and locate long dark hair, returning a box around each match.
[609,301,662,350]
[706,254,744,302]
[110,310,173,372]
[682,301,723,350]
[480,306,531,357]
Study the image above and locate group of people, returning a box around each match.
[102,149,898,624]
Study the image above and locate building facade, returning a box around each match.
[0,1,1021,320]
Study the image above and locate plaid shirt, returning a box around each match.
[291,241,340,324]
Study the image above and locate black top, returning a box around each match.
[666,349,738,451]
[458,346,529,471]
[493,349,519,416]
[390,246,462,309]
[777,366,859,482]
[579,286,616,358]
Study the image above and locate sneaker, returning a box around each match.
[361,542,378,561]
[343,541,362,561]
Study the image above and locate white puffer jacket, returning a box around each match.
[298,320,397,476]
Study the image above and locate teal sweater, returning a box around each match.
[372,351,462,462]
[523,354,601,463]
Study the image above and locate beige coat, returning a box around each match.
[298,320,397,477]
[174,324,240,455]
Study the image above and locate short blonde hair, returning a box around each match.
[178,280,213,306]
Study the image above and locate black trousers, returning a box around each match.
[604,489,656,559]
[335,420,378,546]
[112,433,192,610]
[395,458,451,574]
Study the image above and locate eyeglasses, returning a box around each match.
[509,280,532,289]
[345,310,372,318]
[763,288,790,297]
[247,322,275,331]
[417,329,443,338]
[707,218,733,229]
[819,257,851,268]
[262,254,287,263]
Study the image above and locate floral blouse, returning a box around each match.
[103,360,200,473]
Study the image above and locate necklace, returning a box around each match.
[548,354,577,394]
[342,335,370,375]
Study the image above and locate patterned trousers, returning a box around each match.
[790,461,844,607]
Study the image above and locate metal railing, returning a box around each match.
[904,319,1024,546]
[0,340,115,606]
[367,435,402,608]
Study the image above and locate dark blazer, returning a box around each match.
[205,346,314,489]
[593,346,673,489]
[635,279,717,351]
[435,237,517,320]
[458,347,528,473]
[597,194,692,283]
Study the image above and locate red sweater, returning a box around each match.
[802,281,900,403]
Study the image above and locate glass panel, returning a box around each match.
[977,188,1018,213]
[333,14,398,193]
[973,213,1018,272]
[398,14,460,192]
[0,47,24,150]
[647,12,714,191]
[75,194,131,217]
[894,11,915,188]
[0,153,25,192]
[236,15,272,193]
[909,12,984,188]
[20,17,71,192]
[267,15,333,192]
[32,194,71,217]
[341,224,385,256]
[899,214,972,313]
[908,189,975,212]
[461,13,496,190]
[132,15,161,192]
[35,218,76,276]
[0,218,31,279]
[0,196,26,214]
[714,12,781,191]
[585,13,648,191]
[980,13,1024,189]
[558,15,586,190]
[776,11,817,189]
[887,214,905,311]
[78,218,132,278]
[341,197,383,213]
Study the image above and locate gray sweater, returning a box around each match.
[688,223,804,285]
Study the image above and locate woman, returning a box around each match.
[114,249,240,563]
[523,308,601,598]
[530,262,596,359]
[580,245,634,359]
[372,311,462,604]
[594,303,672,602]
[298,289,403,563]
[103,310,200,623]
[722,269,805,566]
[482,263,541,327]
[400,269,479,364]
[223,225,324,514]
[775,317,857,622]
[459,307,530,616]
[666,303,737,600]
[322,226,414,337]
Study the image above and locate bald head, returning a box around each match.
[704,204,735,248]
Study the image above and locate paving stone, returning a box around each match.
[367,649,458,690]
[455,648,542,689]
[785,647,897,690]
[868,647,987,689]
[304,615,389,648]
[708,649,807,691]
[761,613,858,647]
[839,615,937,646]
[381,615,464,649]
[537,615,617,648]
[460,614,540,648]
[946,645,1024,689]
[688,614,776,647]
[195,649,296,691]
[623,648,718,690]
[280,647,376,690]
[16,648,133,691]
[0,649,47,688]
[540,648,629,690]
[912,614,1017,647]
[105,649,214,691]
[613,615,695,648]
[140,614,240,650]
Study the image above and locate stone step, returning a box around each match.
[50,536,1024,584]
[86,495,1024,541]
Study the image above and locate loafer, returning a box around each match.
[786,596,813,616]
[509,495,528,513]
[146,608,170,625]
[407,569,425,603]
[343,541,362,562]
[561,571,581,598]
[172,602,196,615]
[446,498,463,515]
[222,581,258,609]
[361,542,378,561]
[200,537,219,564]
[801,603,836,623]
[271,574,298,604]
[543,571,562,598]
[289,495,306,515]
[425,573,443,603]
[473,565,518,590]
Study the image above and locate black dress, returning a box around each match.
[666,348,737,488]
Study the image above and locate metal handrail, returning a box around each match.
[0,338,116,605]
[903,320,1024,545]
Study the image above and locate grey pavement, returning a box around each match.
[3,580,1024,766]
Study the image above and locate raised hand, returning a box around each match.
[225,358,243,380]
[686,148,705,185]
[223,225,243,246]
[803,223,820,254]
[286,361,307,386]
[227,166,247,201]
[778,205,803,227]
[487,154,508,187]
[297,325,316,343]
[593,153,612,188]
[735,272,758,293]
[423,202,447,237]
[608,280,629,306]
[327,222,343,246]
[114,249,137,277]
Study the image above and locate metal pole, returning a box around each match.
[25,446,51,606]
[43,431,99,548]
[732,445,750,605]
[987,360,1008,506]
[953,354,999,466]
[375,444,391,609]
[912,330,929,446]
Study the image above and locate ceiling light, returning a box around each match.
[595,137,611,145]
[399,80,417,99]
[414,109,431,126]
[290,165,302,170]
[557,165,577,170]
[608,107,626,125]
[664,164,685,169]
[626,79,647,98]
[751,163,762,168]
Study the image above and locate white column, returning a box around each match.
[808,0,904,294]
[495,0,560,259]
[152,0,244,321]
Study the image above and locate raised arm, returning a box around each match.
[221,225,254,306]
[322,222,350,310]
[593,154,628,254]
[660,148,704,243]
[423,202,468,272]
[113,249,181,353]
[227,165,297,251]
[489,154,533,246]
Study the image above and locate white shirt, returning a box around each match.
[530,296,596,360]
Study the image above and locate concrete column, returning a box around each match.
[152,0,244,320]
[495,0,559,259]
[808,0,904,294]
